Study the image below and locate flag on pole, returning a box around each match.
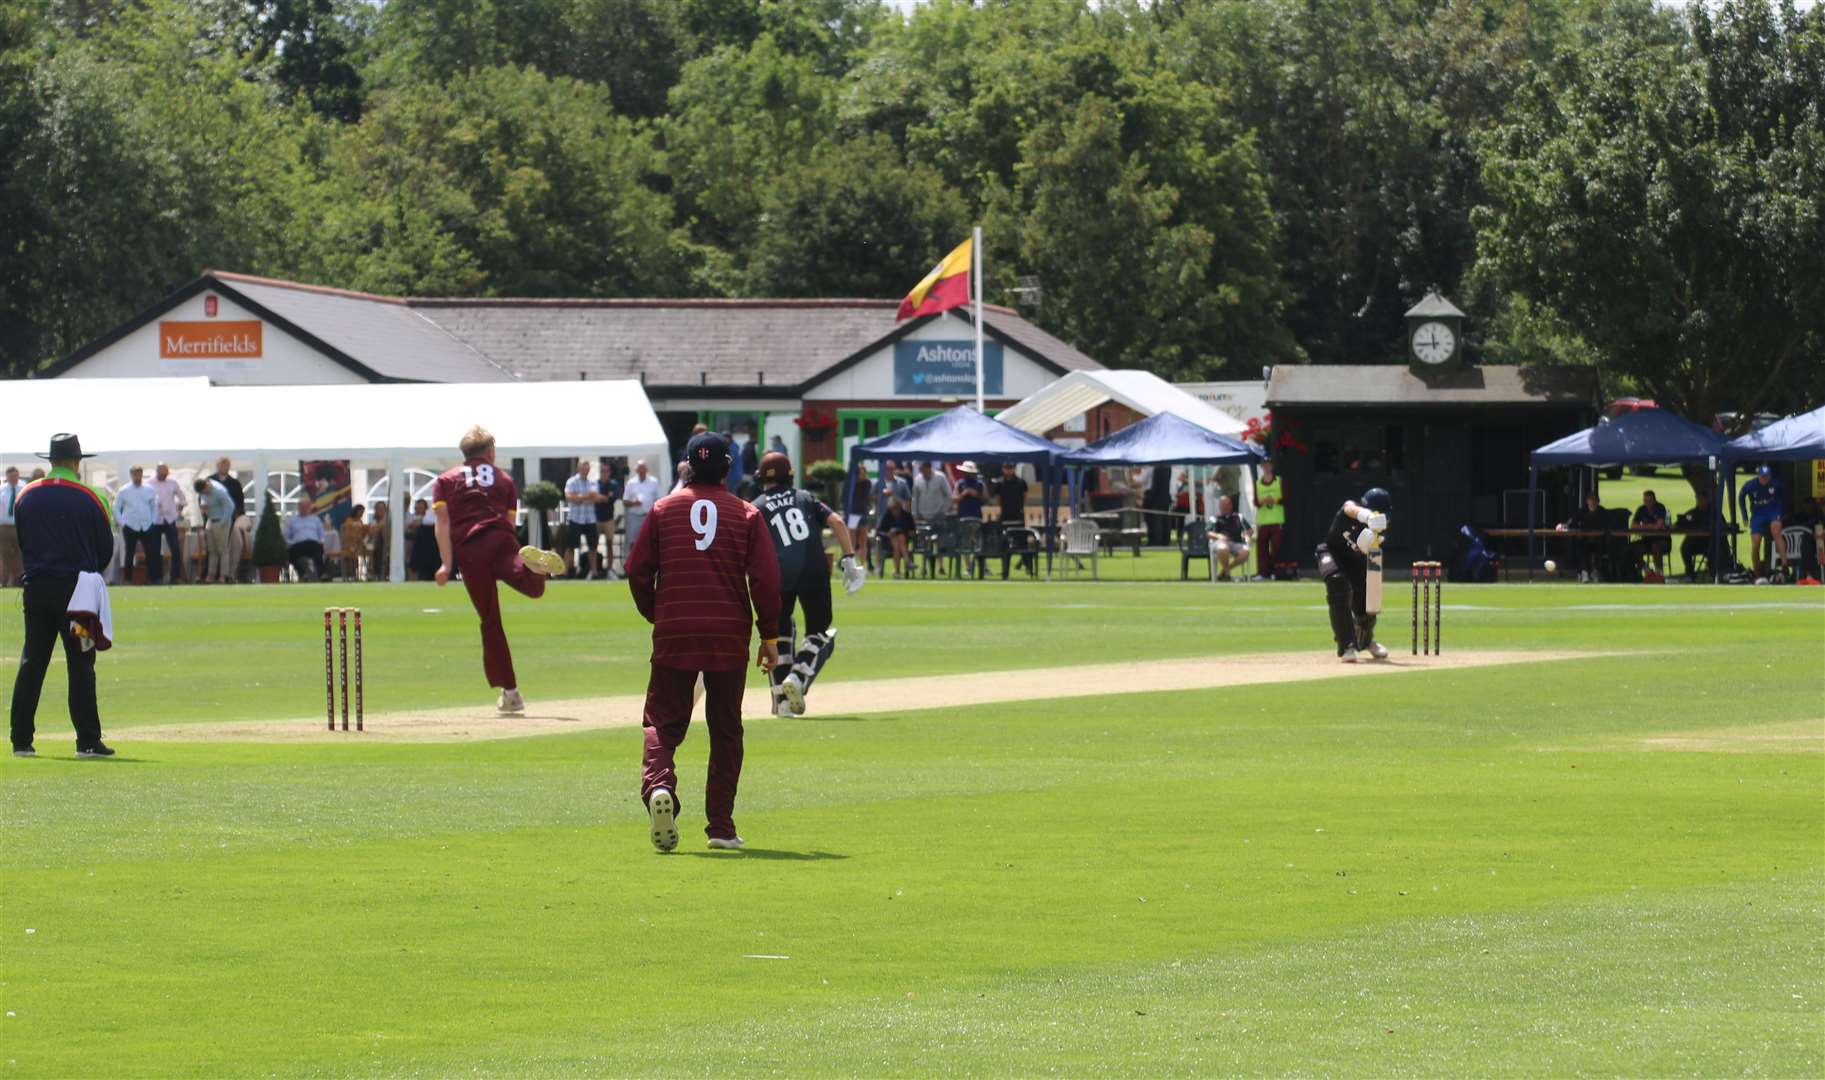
[896,236,972,322]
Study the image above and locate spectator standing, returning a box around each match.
[740,429,761,496]
[339,505,367,581]
[1145,465,1172,545]
[564,458,604,579]
[1254,459,1286,580]
[368,501,391,581]
[991,462,1028,525]
[623,458,661,552]
[912,461,952,526]
[626,433,781,852]
[953,461,985,520]
[1206,494,1254,582]
[211,457,246,579]
[410,498,441,580]
[597,465,622,579]
[1675,490,1718,582]
[149,463,187,583]
[284,504,327,581]
[1739,465,1788,581]
[193,474,237,583]
[0,465,23,587]
[114,466,161,584]
[11,433,116,757]
[847,459,873,568]
[1631,490,1671,579]
[723,431,746,495]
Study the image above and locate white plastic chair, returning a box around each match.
[1062,518,1100,580]
[1782,525,1810,577]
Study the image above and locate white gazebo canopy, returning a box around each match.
[0,378,670,581]
[997,369,1256,522]
[996,369,1248,438]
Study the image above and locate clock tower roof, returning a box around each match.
[1404,292,1466,320]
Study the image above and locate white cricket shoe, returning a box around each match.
[1367,641,1389,660]
[648,788,678,853]
[781,673,807,716]
[1340,646,1359,663]
[497,688,525,714]
[520,546,566,577]
[706,835,745,851]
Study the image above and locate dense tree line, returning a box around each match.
[1,0,1819,422]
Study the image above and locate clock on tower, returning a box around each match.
[1404,292,1466,371]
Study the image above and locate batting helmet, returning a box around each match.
[1361,487,1393,513]
[758,451,793,486]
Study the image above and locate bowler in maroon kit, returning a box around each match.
[431,425,565,714]
[626,432,780,852]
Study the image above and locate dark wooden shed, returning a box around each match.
[1265,365,1599,569]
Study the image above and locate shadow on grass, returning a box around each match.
[787,714,888,723]
[677,849,849,862]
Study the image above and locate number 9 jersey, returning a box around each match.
[751,487,836,586]
[625,483,781,672]
[431,456,521,545]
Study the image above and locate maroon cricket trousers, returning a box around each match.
[640,665,747,841]
[456,527,545,690]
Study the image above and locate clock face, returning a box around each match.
[1412,321,1456,365]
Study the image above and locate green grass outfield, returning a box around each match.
[3,580,1821,1075]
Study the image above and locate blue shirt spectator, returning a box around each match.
[196,478,236,524]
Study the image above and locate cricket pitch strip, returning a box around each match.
[118,649,1614,743]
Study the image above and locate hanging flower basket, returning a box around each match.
[796,407,838,433]
[1242,411,1309,456]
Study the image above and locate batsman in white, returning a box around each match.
[751,452,866,716]
[1317,487,1393,663]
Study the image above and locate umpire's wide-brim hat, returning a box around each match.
[36,433,96,461]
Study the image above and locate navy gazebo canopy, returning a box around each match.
[1529,409,1727,577]
[1059,411,1264,466]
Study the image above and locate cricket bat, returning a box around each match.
[1364,550,1383,613]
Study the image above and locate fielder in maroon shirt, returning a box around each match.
[431,426,565,714]
[626,432,781,852]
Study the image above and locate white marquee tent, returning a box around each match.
[0,378,671,581]
[996,369,1249,439]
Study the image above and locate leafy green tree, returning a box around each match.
[662,33,840,262]
[745,134,969,297]
[316,65,686,297]
[1013,91,1290,379]
[1474,0,1825,425]
[228,0,367,121]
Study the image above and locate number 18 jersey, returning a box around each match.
[431,457,520,546]
[752,487,835,585]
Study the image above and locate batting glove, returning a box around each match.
[1366,512,1387,533]
[840,554,867,594]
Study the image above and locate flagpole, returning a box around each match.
[972,224,984,413]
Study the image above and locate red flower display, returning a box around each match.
[796,406,838,432]
[1242,411,1308,456]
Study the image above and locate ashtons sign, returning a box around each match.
[159,320,262,359]
[893,340,1003,396]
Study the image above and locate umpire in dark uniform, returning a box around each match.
[10,433,117,757]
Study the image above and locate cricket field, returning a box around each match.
[3,579,1821,1076]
